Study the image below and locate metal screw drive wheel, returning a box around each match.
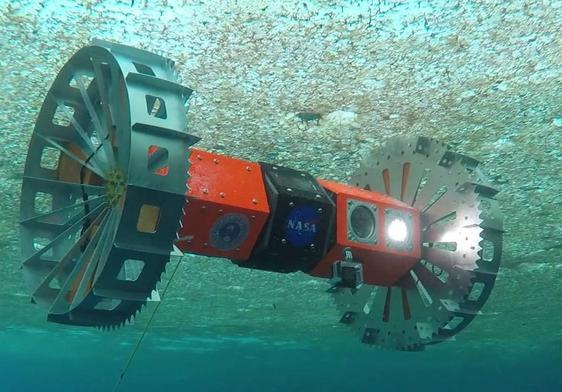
[20,40,198,328]
[333,136,503,351]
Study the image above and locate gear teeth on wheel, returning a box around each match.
[333,136,503,351]
[20,40,198,329]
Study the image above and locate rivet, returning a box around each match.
[281,239,287,244]
[317,208,323,213]
[219,192,225,198]
[203,242,208,246]
[287,188,293,192]
[203,188,209,194]
[273,166,278,170]
[252,198,258,204]
[289,201,295,207]
[201,205,206,210]
[315,194,321,198]
[310,244,315,249]
[218,209,223,214]
[235,248,240,251]
[245,166,251,171]
[213,158,219,164]
[196,155,202,160]
[250,215,256,219]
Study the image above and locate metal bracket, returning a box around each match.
[330,247,364,289]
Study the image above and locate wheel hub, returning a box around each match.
[105,168,125,207]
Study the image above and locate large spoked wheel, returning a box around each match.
[20,40,198,328]
[333,136,503,350]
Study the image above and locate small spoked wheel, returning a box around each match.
[333,136,503,350]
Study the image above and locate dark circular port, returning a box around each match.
[350,205,376,240]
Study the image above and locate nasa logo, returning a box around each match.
[285,205,319,248]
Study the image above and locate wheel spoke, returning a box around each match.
[76,75,116,167]
[35,132,106,178]
[52,96,110,173]
[413,263,463,299]
[22,202,109,268]
[91,59,116,151]
[70,208,118,310]
[32,208,109,309]
[409,269,433,307]
[92,208,121,283]
[20,195,106,226]
[49,210,111,314]
[23,175,105,196]
[423,245,473,275]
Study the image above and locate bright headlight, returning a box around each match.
[384,209,413,250]
[387,218,408,242]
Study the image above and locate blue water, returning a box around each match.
[1,329,561,392]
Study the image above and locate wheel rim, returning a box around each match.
[20,40,199,328]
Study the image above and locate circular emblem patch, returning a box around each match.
[209,213,250,251]
[285,205,319,248]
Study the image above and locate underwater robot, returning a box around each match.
[19,40,503,351]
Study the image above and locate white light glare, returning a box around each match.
[387,219,408,242]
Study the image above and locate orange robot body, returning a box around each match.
[311,179,421,286]
[176,148,270,260]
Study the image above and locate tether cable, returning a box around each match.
[112,254,184,392]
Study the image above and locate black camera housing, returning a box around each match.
[241,163,335,273]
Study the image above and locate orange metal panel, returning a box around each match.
[187,148,270,212]
[176,148,270,260]
[311,178,421,286]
